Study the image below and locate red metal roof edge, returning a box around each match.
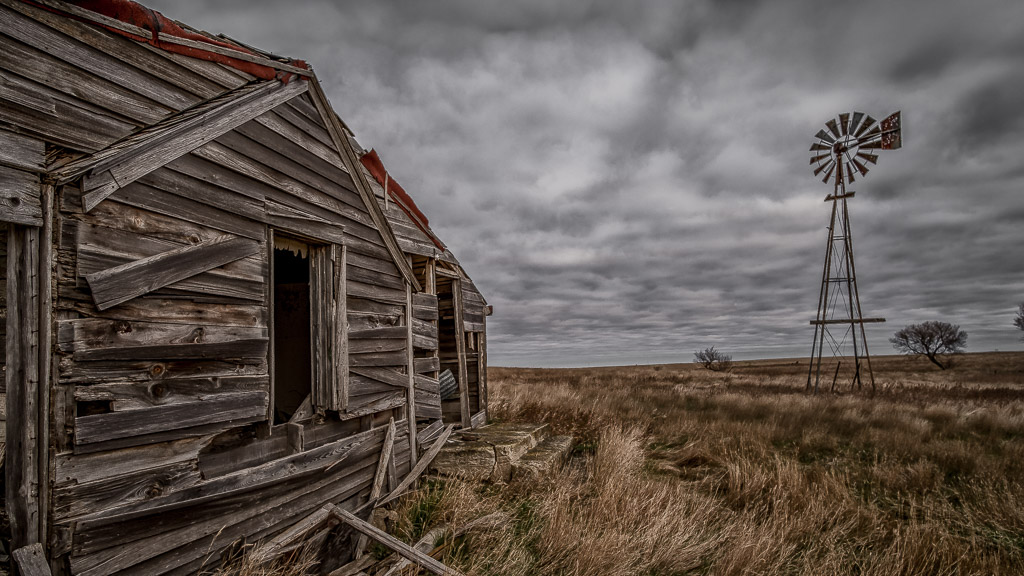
[360,149,446,251]
[29,0,309,82]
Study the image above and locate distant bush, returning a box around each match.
[694,346,733,372]
[1015,303,1024,340]
[890,321,967,370]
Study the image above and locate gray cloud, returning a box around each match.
[150,0,1024,366]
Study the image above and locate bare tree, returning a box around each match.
[694,346,733,372]
[889,321,967,370]
[1015,303,1024,340]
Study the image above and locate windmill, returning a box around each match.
[807,111,902,393]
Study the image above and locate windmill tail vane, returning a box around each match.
[806,110,902,394]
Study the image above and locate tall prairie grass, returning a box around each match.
[225,353,1024,575]
[409,353,1024,575]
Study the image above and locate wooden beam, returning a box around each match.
[6,225,41,550]
[355,417,395,558]
[0,166,43,227]
[405,285,418,466]
[12,543,52,576]
[84,235,260,310]
[331,506,464,576]
[306,80,420,292]
[378,424,454,507]
[452,279,470,428]
[250,504,335,565]
[77,80,308,212]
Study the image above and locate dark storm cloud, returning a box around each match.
[149,0,1024,366]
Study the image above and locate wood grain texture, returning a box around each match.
[0,166,42,226]
[84,235,260,310]
[75,391,268,444]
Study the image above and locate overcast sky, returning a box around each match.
[149,0,1024,367]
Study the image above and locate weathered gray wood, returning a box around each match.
[79,80,308,211]
[6,225,41,549]
[73,375,267,411]
[12,543,51,576]
[453,279,471,428]
[355,417,396,557]
[84,235,260,310]
[415,356,441,374]
[0,3,197,110]
[251,504,335,565]
[254,109,344,170]
[154,31,312,77]
[0,129,44,172]
[333,506,464,576]
[75,391,268,444]
[54,459,201,521]
[0,34,169,126]
[306,81,420,291]
[378,424,454,507]
[405,285,418,466]
[349,349,408,367]
[338,244,349,409]
[58,356,267,385]
[55,435,210,486]
[479,315,488,417]
[348,281,407,305]
[72,450,381,576]
[350,367,408,389]
[341,391,405,419]
[2,0,224,99]
[59,318,266,354]
[0,70,134,152]
[70,297,264,327]
[0,166,42,227]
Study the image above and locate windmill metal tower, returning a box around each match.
[807,111,902,393]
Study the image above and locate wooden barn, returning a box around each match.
[0,0,490,573]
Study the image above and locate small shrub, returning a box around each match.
[694,346,733,372]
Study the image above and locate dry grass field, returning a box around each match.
[382,352,1024,576]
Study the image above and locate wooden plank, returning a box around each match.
[2,0,224,99]
[154,32,312,77]
[73,424,385,533]
[60,318,266,355]
[306,81,420,291]
[0,34,169,125]
[349,349,408,367]
[253,109,344,171]
[58,357,266,385]
[0,166,42,227]
[338,244,349,410]
[479,315,488,417]
[12,543,51,576]
[0,3,197,110]
[84,235,260,310]
[71,452,380,576]
[79,80,309,211]
[350,367,407,389]
[74,375,270,409]
[6,225,41,549]
[355,417,395,558]
[0,129,44,172]
[453,279,471,428]
[333,507,464,576]
[54,460,201,521]
[106,180,264,240]
[55,435,209,486]
[378,424,454,507]
[415,356,440,374]
[405,285,418,466]
[75,391,268,444]
[69,297,264,328]
[251,504,335,565]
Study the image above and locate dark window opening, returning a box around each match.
[273,241,312,424]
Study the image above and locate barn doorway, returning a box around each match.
[273,237,312,424]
